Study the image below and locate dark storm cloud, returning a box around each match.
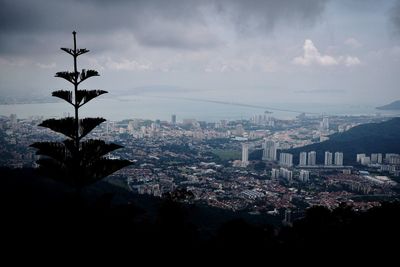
[390,0,400,36]
[0,0,329,56]
[214,0,328,35]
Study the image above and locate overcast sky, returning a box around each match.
[1,0,400,105]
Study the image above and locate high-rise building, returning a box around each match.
[334,152,343,166]
[361,156,370,166]
[241,143,249,167]
[271,168,280,180]
[385,153,399,161]
[220,120,227,128]
[262,140,277,161]
[369,153,383,164]
[371,153,378,164]
[308,151,316,166]
[357,153,366,163]
[10,114,17,125]
[127,120,135,133]
[279,168,293,181]
[279,153,293,167]
[299,152,307,166]
[324,151,333,166]
[171,114,176,125]
[151,122,159,132]
[320,117,329,131]
[377,153,383,164]
[387,154,400,165]
[299,170,310,182]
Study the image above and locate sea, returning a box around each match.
[1,95,399,122]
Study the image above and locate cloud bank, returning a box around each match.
[293,39,361,67]
[0,0,329,55]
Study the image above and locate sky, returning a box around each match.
[1,0,400,106]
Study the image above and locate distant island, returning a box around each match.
[376,100,400,110]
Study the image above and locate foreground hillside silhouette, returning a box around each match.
[1,167,400,260]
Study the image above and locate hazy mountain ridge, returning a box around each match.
[377,100,400,110]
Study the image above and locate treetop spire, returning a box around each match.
[31,32,131,191]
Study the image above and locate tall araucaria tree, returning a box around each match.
[31,31,131,192]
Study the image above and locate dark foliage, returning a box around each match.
[52,89,108,107]
[31,32,130,190]
[76,89,108,106]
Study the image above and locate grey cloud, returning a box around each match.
[0,0,329,55]
[0,0,215,54]
[133,22,221,50]
[336,0,388,11]
[214,0,328,35]
[390,0,400,36]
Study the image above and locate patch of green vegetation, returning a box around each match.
[212,149,241,161]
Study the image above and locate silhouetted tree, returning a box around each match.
[31,31,131,194]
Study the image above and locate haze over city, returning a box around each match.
[1,0,400,107]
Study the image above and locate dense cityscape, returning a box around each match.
[2,112,399,222]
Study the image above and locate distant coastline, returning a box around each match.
[0,98,58,105]
[1,97,399,122]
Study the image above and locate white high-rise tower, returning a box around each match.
[334,152,343,166]
[308,151,316,166]
[320,117,329,131]
[299,152,307,166]
[262,140,277,161]
[324,151,333,166]
[241,143,249,167]
[279,153,293,167]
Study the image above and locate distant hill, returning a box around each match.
[377,100,400,110]
[283,117,400,165]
